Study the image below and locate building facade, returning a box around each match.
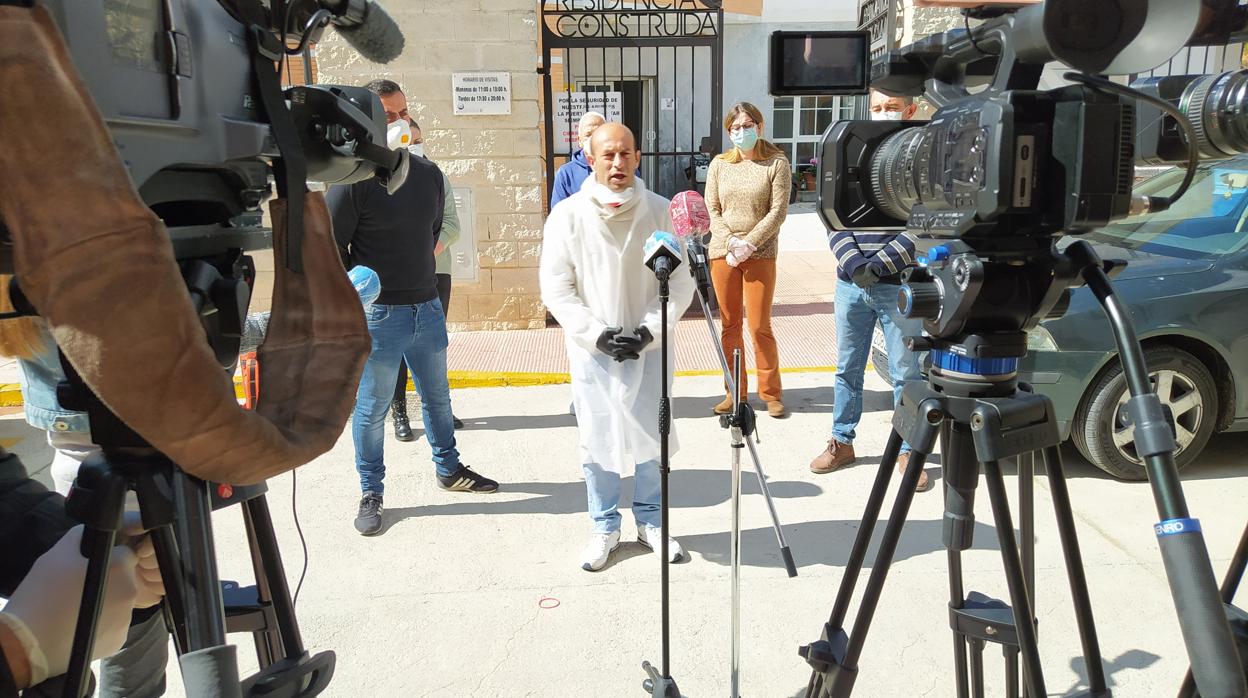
[308,1,1021,330]
[318,1,547,331]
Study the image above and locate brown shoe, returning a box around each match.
[810,440,855,474]
[766,400,787,418]
[713,397,735,415]
[897,452,931,492]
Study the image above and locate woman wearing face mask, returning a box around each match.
[705,102,791,418]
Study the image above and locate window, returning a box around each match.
[1088,158,1248,258]
[771,95,857,169]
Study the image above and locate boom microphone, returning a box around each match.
[669,191,712,298]
[321,0,406,64]
[644,231,683,282]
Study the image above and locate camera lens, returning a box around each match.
[1181,70,1248,160]
[868,126,927,221]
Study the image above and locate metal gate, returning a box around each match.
[541,1,725,205]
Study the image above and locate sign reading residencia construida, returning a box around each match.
[546,0,722,39]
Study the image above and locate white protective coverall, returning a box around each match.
[540,178,696,475]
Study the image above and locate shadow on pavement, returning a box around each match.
[381,468,825,527]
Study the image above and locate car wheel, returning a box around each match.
[1072,346,1217,481]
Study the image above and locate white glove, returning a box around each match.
[726,237,757,268]
[0,524,164,686]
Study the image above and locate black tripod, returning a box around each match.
[12,257,333,698]
[800,340,1108,698]
[801,239,1246,697]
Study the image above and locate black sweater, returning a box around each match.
[327,153,445,306]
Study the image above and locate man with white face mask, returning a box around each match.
[808,90,931,492]
[327,79,500,537]
[541,123,695,571]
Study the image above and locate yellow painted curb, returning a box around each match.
[447,371,572,388]
[0,365,864,408]
[0,384,22,408]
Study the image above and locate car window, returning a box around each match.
[1087,160,1248,258]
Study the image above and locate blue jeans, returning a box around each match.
[832,279,923,451]
[583,460,662,534]
[353,300,459,495]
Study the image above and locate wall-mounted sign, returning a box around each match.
[554,91,622,153]
[452,72,512,115]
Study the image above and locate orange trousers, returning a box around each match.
[710,257,782,401]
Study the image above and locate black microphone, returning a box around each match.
[320,0,405,64]
[643,231,683,283]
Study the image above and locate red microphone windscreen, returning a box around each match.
[669,190,711,238]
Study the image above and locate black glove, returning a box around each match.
[851,262,881,289]
[631,327,654,353]
[596,326,640,362]
[596,326,624,357]
[608,327,654,362]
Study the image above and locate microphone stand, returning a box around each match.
[727,349,749,698]
[689,236,798,577]
[642,259,680,698]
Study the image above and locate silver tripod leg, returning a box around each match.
[698,292,797,576]
[730,353,745,698]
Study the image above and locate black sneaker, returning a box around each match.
[452,415,464,430]
[437,466,499,494]
[354,492,384,535]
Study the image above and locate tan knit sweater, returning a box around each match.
[705,154,790,260]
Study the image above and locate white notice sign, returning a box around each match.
[452,72,512,115]
[555,92,622,154]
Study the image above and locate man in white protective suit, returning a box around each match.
[540,123,696,572]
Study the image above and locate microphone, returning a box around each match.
[644,231,683,283]
[669,191,712,298]
[320,0,406,64]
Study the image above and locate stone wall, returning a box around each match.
[901,1,961,118]
[316,1,546,331]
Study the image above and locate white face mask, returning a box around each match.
[872,110,902,122]
[386,119,412,150]
[407,142,426,158]
[588,179,637,210]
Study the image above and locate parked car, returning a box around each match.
[872,157,1248,480]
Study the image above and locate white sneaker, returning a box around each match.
[580,530,622,571]
[637,525,685,563]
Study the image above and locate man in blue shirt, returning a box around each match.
[808,91,931,492]
[550,111,606,210]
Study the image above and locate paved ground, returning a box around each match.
[7,371,1246,697]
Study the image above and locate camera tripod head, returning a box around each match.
[897,240,1079,398]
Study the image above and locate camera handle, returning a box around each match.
[1067,240,1248,698]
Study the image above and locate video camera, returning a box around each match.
[767,0,1248,351]
[30,0,406,264]
[812,1,1248,246]
[0,2,407,696]
[773,4,1248,697]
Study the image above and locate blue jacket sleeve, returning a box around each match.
[550,167,573,210]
